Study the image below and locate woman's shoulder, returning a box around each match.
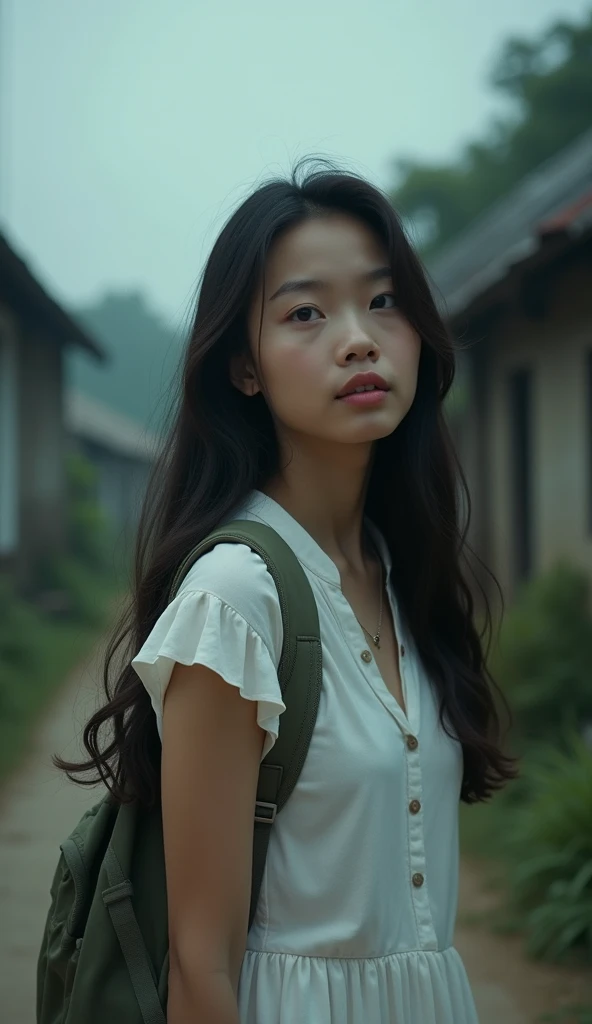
[176,540,282,642]
[132,540,286,752]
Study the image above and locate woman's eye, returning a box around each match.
[288,306,322,323]
[288,295,395,322]
[371,292,397,310]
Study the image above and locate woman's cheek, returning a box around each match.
[265,343,318,397]
[265,351,326,428]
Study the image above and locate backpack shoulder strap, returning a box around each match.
[168,518,322,926]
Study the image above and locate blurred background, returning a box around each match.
[0,2,591,1021]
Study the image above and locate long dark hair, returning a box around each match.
[56,159,517,806]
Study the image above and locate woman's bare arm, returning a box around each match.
[161,662,265,1024]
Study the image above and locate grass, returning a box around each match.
[459,734,592,969]
[0,575,123,786]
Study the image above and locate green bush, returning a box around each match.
[0,451,124,782]
[0,576,45,728]
[65,452,114,570]
[36,553,114,626]
[491,562,592,742]
[461,562,592,969]
[538,1006,592,1024]
[34,451,127,626]
[0,613,104,782]
[0,574,44,674]
[0,563,119,782]
[506,735,592,963]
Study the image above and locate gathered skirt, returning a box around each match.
[238,945,480,1023]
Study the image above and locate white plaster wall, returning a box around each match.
[488,262,592,596]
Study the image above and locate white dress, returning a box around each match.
[131,490,480,1024]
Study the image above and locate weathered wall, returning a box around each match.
[478,259,592,599]
[17,329,66,584]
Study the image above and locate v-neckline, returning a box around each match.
[355,581,414,731]
[324,568,419,736]
[238,489,420,734]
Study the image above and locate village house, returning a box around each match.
[64,388,160,550]
[430,127,592,600]
[0,231,105,590]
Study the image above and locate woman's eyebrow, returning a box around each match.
[269,265,392,302]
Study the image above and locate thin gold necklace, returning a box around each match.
[357,547,384,649]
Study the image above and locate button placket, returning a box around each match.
[333,582,417,736]
[405,734,438,950]
[355,640,410,732]
[386,588,419,737]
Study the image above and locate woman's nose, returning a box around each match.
[339,332,380,364]
[334,308,381,363]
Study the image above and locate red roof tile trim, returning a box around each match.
[538,189,592,236]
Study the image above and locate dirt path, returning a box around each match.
[455,858,592,1023]
[1,641,590,1023]
[0,639,103,1024]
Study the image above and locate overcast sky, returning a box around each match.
[1,0,590,325]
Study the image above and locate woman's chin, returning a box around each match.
[336,413,401,445]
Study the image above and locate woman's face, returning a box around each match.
[238,213,421,450]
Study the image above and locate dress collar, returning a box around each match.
[232,489,392,589]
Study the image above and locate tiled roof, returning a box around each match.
[427,127,592,317]
[65,390,160,462]
[0,230,105,359]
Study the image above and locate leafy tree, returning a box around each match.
[391,9,592,255]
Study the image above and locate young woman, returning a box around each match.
[60,162,516,1023]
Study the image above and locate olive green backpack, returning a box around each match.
[36,520,322,1024]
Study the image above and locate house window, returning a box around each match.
[587,350,592,535]
[508,367,533,585]
[0,329,19,556]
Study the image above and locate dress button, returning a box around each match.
[406,735,419,751]
[400,644,405,657]
[409,799,421,814]
[412,872,424,888]
[361,649,373,663]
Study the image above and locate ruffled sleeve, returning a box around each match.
[131,543,285,759]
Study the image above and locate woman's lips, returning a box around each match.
[337,389,388,406]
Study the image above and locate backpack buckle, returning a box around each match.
[102,880,134,905]
[254,801,277,824]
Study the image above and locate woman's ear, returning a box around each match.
[230,353,261,397]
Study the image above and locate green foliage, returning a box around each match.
[461,561,592,967]
[459,766,528,862]
[392,9,592,254]
[35,452,122,625]
[38,554,115,627]
[0,562,118,781]
[539,1006,592,1024]
[0,578,46,751]
[64,452,113,572]
[0,574,44,676]
[506,738,592,963]
[461,736,592,965]
[491,562,592,742]
[0,610,104,782]
[0,451,122,782]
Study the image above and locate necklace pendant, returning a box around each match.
[372,634,380,648]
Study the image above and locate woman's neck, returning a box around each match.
[262,438,375,575]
